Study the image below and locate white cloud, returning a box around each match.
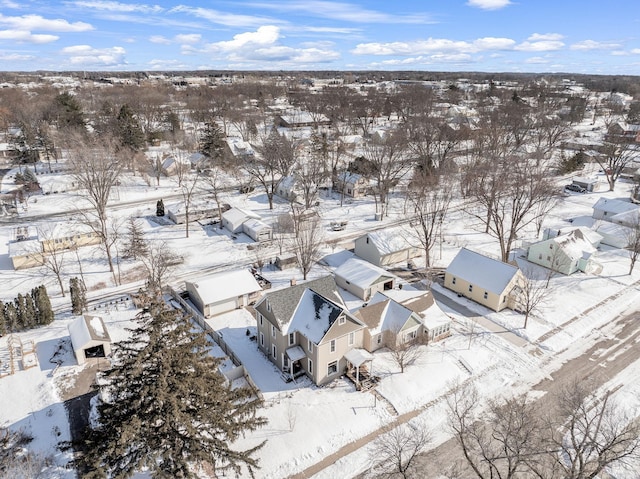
[175,33,201,44]
[632,48,640,54]
[0,52,34,60]
[0,30,59,43]
[570,40,621,51]
[247,1,433,24]
[69,0,163,14]
[185,26,340,65]
[147,59,190,69]
[170,5,279,28]
[61,44,126,66]
[527,33,563,41]
[0,14,93,32]
[515,40,564,52]
[352,36,515,56]
[525,56,550,64]
[0,0,20,8]
[149,35,171,44]
[473,37,516,50]
[467,0,511,10]
[210,25,280,52]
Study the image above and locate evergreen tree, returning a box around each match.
[4,303,17,333]
[52,92,85,130]
[69,278,87,315]
[33,286,54,326]
[78,299,266,478]
[117,104,145,151]
[199,121,226,165]
[0,303,5,336]
[23,168,37,184]
[22,294,37,330]
[122,216,148,260]
[156,198,165,217]
[14,294,26,330]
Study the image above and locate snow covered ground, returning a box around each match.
[1,145,640,478]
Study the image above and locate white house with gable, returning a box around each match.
[185,269,262,318]
[354,227,421,267]
[334,257,398,300]
[444,248,524,312]
[222,207,261,234]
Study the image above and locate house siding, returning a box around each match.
[444,272,513,312]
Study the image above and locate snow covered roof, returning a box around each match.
[9,238,40,257]
[611,209,640,226]
[222,207,261,225]
[286,288,344,343]
[243,218,271,234]
[255,276,347,336]
[337,171,363,183]
[286,345,306,362]
[379,289,434,315]
[363,227,418,255]
[551,228,600,262]
[344,348,373,367]
[68,315,111,349]
[355,292,421,335]
[186,270,262,305]
[334,258,396,289]
[446,248,520,295]
[592,197,640,216]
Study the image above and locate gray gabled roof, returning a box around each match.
[255,276,345,332]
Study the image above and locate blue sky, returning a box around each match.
[1,0,640,73]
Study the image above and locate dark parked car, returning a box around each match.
[564,184,586,193]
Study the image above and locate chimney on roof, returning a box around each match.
[290,278,297,286]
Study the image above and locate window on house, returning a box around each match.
[483,291,488,300]
[266,301,271,312]
[377,334,382,344]
[366,237,369,244]
[547,256,551,261]
[288,332,295,346]
[452,277,456,284]
[271,344,277,359]
[283,355,289,370]
[308,359,313,374]
[271,325,276,337]
[538,253,542,260]
[308,339,314,351]
[339,316,345,325]
[468,284,473,292]
[549,244,553,249]
[503,296,506,303]
[349,332,354,345]
[260,332,264,346]
[327,361,338,376]
[258,313,263,326]
[330,339,336,353]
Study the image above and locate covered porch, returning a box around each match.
[344,348,377,391]
[283,345,307,383]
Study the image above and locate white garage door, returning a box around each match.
[207,298,237,317]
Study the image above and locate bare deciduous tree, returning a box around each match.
[517,268,550,328]
[406,175,452,268]
[363,131,409,219]
[539,380,640,479]
[596,140,639,191]
[140,241,181,293]
[67,135,124,276]
[447,382,543,479]
[389,332,423,374]
[32,225,68,297]
[625,219,640,275]
[367,421,432,479]
[292,214,323,280]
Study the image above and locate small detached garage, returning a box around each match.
[68,315,112,365]
[185,269,263,318]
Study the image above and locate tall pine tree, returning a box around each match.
[69,278,87,315]
[78,299,266,478]
[33,286,54,326]
[156,198,165,217]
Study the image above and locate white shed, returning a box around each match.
[185,269,263,318]
[354,227,421,267]
[68,315,112,365]
[222,207,261,233]
[242,218,273,242]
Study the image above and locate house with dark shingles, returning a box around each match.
[254,276,367,386]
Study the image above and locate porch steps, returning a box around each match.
[370,390,399,416]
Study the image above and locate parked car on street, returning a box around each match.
[565,184,586,193]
